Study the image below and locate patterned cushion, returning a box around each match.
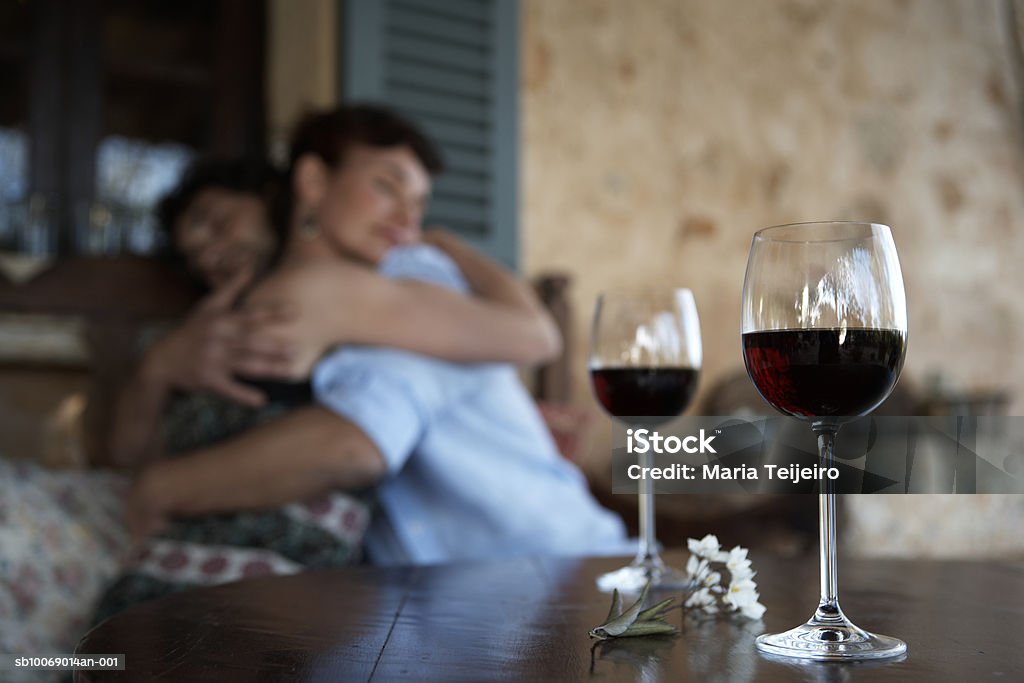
[0,457,129,681]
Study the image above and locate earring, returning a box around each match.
[300,212,319,239]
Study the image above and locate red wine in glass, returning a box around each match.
[742,328,906,418]
[591,367,699,422]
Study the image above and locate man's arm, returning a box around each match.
[128,406,385,538]
[127,347,479,538]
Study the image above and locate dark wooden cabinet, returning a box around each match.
[0,0,265,256]
[0,1,262,465]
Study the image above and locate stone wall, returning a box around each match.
[523,0,1024,413]
[521,0,1024,556]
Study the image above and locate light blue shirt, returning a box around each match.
[312,245,628,566]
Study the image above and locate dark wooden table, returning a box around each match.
[76,550,1024,682]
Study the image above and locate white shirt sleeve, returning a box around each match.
[313,348,484,473]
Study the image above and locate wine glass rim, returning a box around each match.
[595,287,698,306]
[596,286,696,296]
[752,221,892,243]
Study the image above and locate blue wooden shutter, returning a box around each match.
[340,0,519,268]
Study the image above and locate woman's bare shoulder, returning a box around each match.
[246,260,380,303]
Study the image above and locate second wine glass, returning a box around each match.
[589,288,702,592]
[741,221,908,660]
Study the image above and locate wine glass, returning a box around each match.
[741,221,908,660]
[589,288,702,592]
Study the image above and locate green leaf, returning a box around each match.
[636,597,674,622]
[619,620,679,638]
[589,582,681,641]
[590,618,679,640]
[594,582,650,636]
[603,589,623,623]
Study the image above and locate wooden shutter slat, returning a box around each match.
[392,0,492,25]
[387,89,489,126]
[387,34,488,76]
[387,62,490,101]
[432,173,489,201]
[387,10,489,49]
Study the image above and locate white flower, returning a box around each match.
[740,600,767,620]
[723,578,762,613]
[686,554,710,581]
[682,539,767,621]
[726,546,754,580]
[730,566,754,581]
[685,587,719,614]
[687,534,727,561]
[726,545,748,566]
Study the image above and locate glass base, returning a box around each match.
[756,616,907,661]
[596,559,691,593]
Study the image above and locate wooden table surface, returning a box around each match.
[76,549,1024,682]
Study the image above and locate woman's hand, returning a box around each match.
[420,227,461,252]
[147,268,298,404]
[420,227,562,364]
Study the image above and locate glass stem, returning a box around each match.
[635,448,660,565]
[813,422,841,621]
